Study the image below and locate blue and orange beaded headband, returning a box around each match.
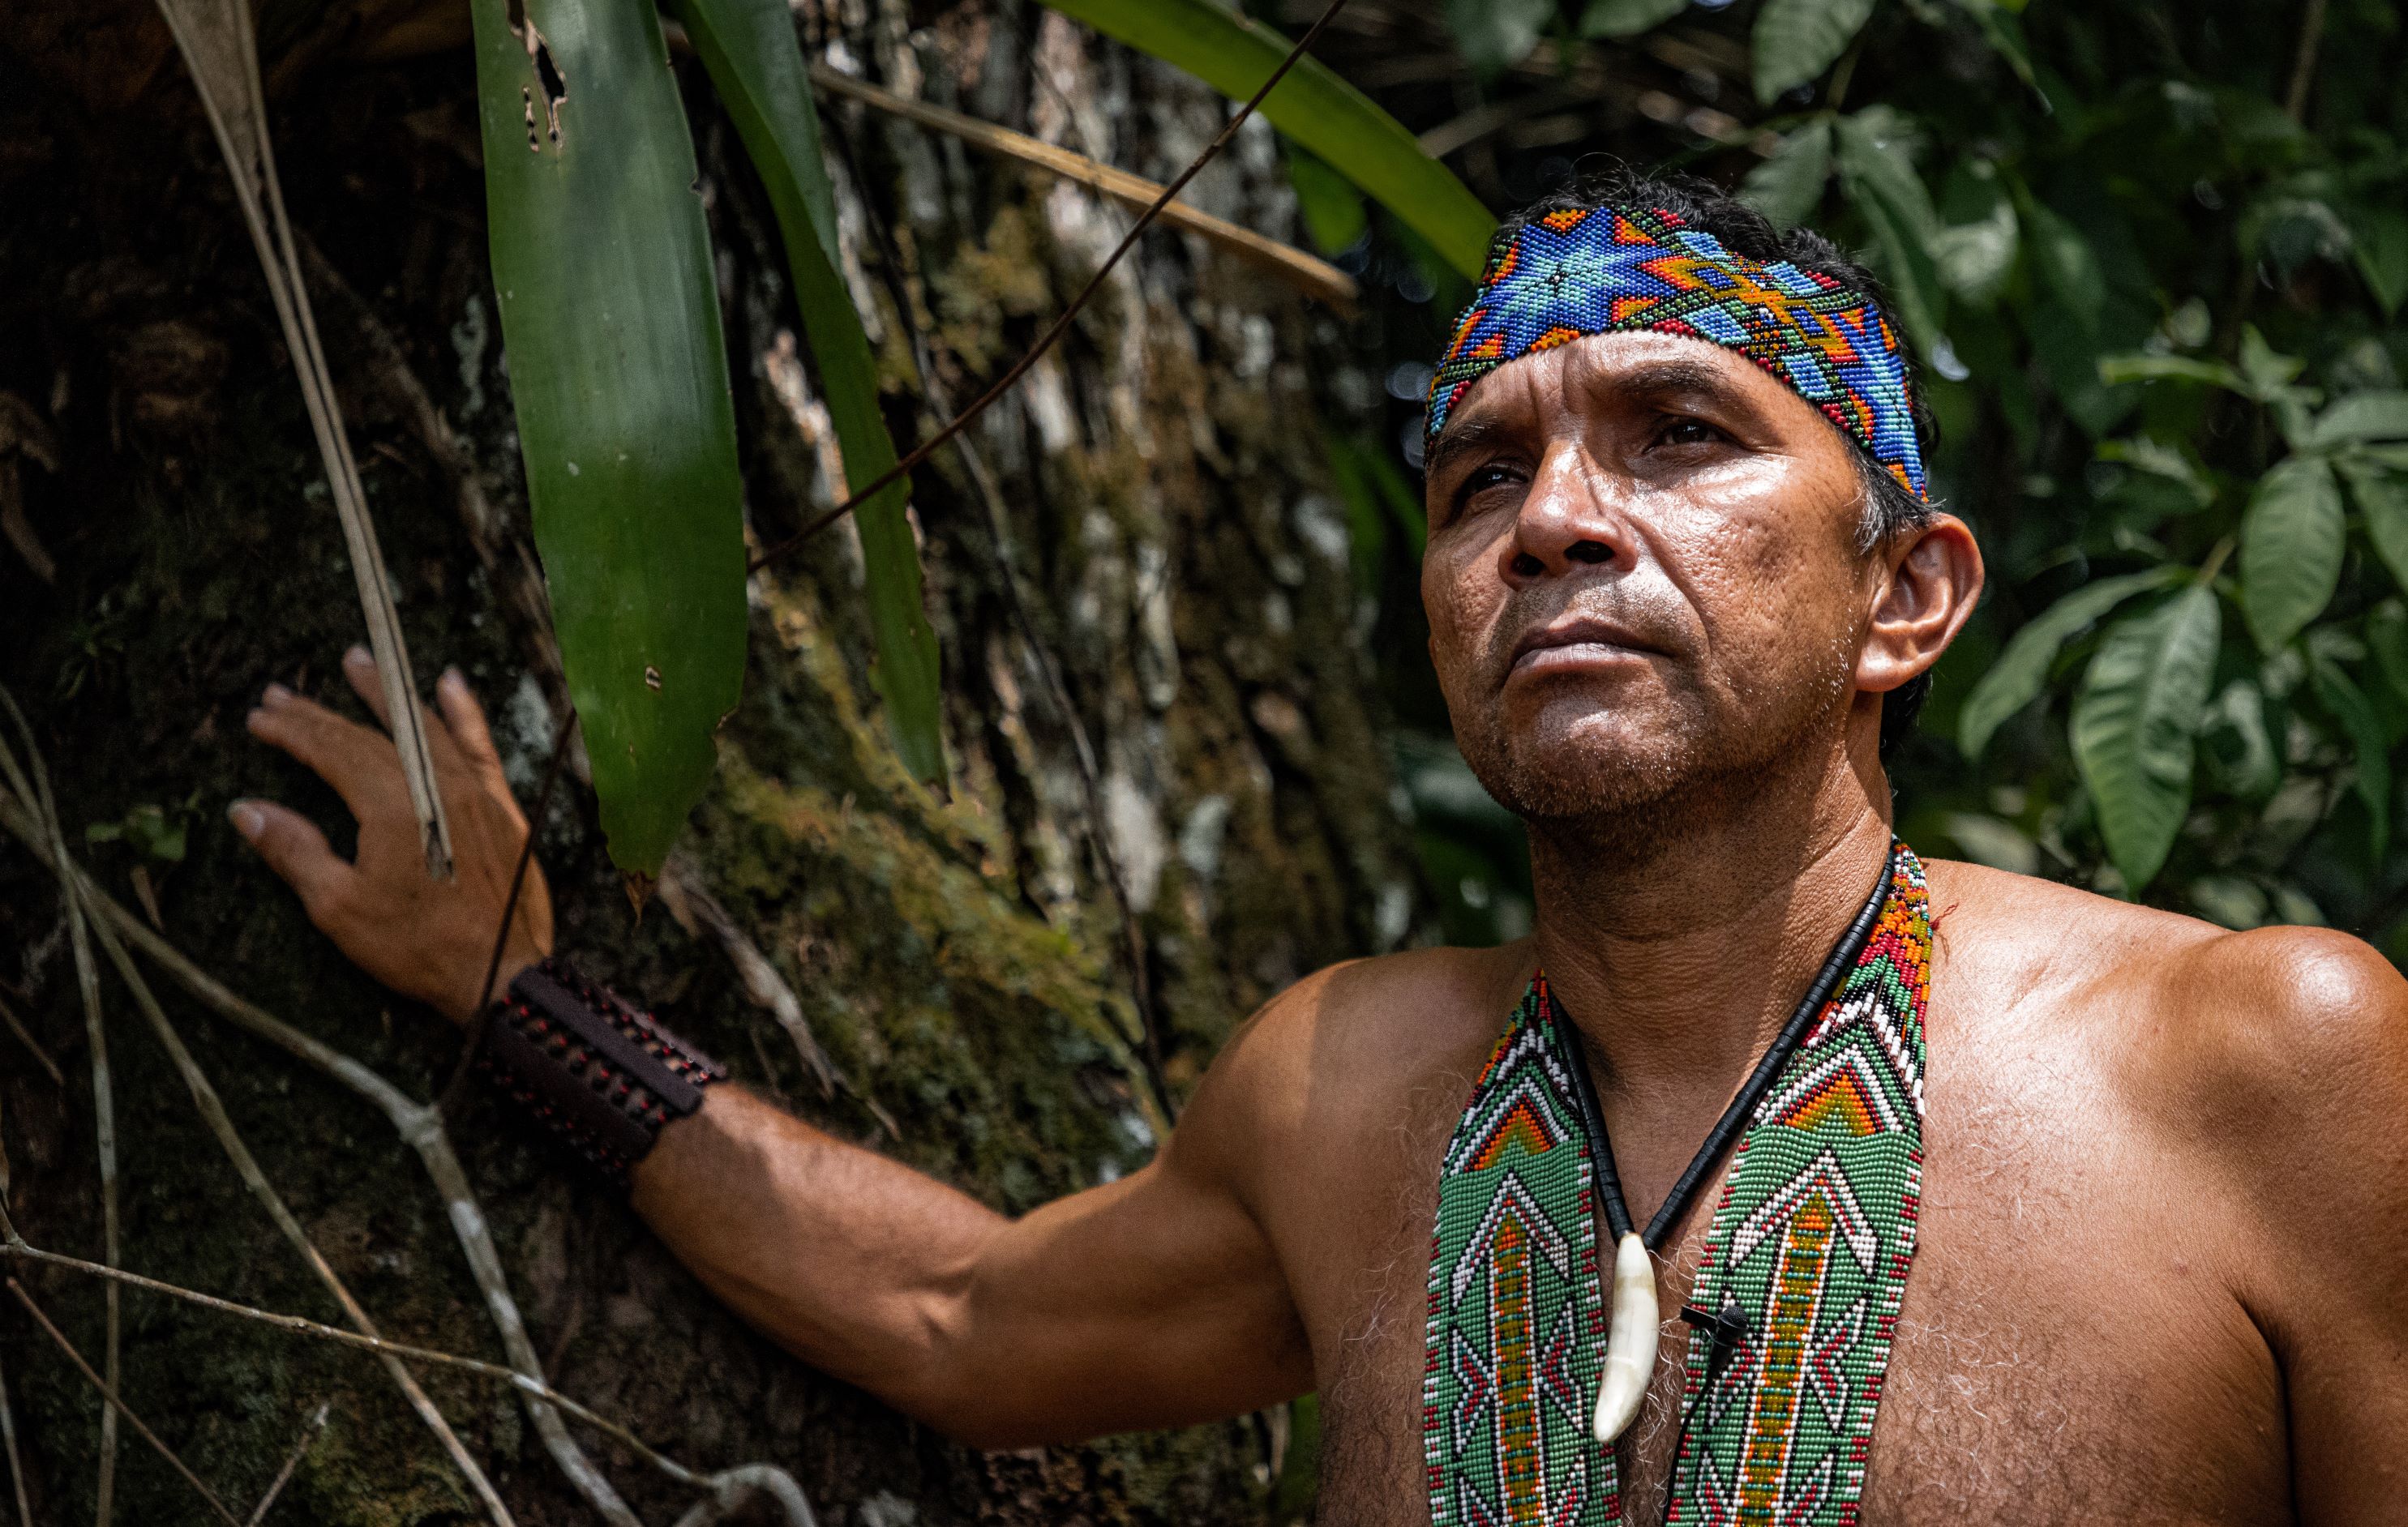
[1425,203,1930,501]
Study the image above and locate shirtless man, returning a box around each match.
[230,175,2408,1523]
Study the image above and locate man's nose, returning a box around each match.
[1503,441,1632,583]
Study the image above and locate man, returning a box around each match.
[229,173,2408,1524]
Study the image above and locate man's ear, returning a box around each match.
[1857,514,1983,695]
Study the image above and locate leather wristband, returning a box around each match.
[476,957,726,1189]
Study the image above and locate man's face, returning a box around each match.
[1420,330,1883,825]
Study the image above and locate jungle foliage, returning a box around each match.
[1292,0,2408,948]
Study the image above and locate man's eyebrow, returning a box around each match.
[1425,414,1512,478]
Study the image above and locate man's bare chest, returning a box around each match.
[1298,1042,2290,1526]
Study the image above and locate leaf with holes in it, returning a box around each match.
[2072,585,2222,894]
[1956,566,2182,760]
[1040,0,1494,280]
[1753,0,1878,103]
[469,0,747,878]
[1739,118,1834,230]
[2239,455,2346,652]
[675,0,945,785]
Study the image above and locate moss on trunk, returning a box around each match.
[0,2,1414,1521]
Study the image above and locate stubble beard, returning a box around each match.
[1455,633,1856,876]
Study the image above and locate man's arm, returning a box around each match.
[2186,927,2408,1523]
[234,649,1313,1445]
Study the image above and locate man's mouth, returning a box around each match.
[1507,614,1658,678]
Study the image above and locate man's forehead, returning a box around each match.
[1429,331,1808,456]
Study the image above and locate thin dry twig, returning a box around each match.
[1,1200,735,1498]
[0,992,62,1089]
[242,1401,328,1527]
[805,62,1353,307]
[747,0,1355,576]
[0,781,636,1527]
[0,693,120,1525]
[0,1341,33,1527]
[0,708,518,1527]
[659,853,836,1097]
[7,1279,242,1527]
[151,0,453,878]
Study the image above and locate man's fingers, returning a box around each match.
[228,798,356,915]
[342,645,395,729]
[246,686,403,820]
[435,668,514,800]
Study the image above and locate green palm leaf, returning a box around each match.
[469,0,748,877]
[1039,0,1494,280]
[677,0,945,784]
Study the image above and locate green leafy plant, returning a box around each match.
[1038,0,1495,280]
[469,0,748,879]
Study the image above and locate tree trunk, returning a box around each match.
[0,2,1416,1521]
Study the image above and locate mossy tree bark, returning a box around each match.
[0,1,1419,1521]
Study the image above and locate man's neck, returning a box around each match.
[1525,733,1894,1111]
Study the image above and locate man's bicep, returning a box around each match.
[946,1146,1311,1446]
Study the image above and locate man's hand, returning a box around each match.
[231,645,551,1026]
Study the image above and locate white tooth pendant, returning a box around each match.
[1592,1230,1656,1444]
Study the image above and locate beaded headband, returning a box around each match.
[1425,203,1929,501]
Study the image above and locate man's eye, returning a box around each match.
[1463,464,1521,494]
[1655,417,1720,447]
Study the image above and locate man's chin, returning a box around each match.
[1463,732,1694,824]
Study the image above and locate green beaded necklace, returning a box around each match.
[1420,842,1933,1526]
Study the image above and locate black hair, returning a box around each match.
[1489,166,1939,761]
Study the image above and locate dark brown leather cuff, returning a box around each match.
[476,957,725,1189]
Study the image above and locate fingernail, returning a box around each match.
[440,666,465,692]
[263,682,292,705]
[345,644,372,666]
[228,802,265,840]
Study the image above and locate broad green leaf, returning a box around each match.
[2368,601,2408,721]
[1952,0,2040,94]
[1956,567,2179,759]
[1287,146,1369,256]
[1834,109,1945,348]
[1041,0,1494,280]
[2311,657,2392,853]
[2342,461,2408,597]
[470,0,746,876]
[1582,0,1690,39]
[2237,324,2306,394]
[2200,679,2280,801]
[2071,586,2222,892]
[2305,390,2408,450]
[2020,198,2103,332]
[1738,119,1833,230]
[2096,353,2247,391]
[2239,456,2345,651]
[1446,0,1553,76]
[2349,204,2408,318]
[1930,186,2018,305]
[1753,0,1878,104]
[677,0,945,784]
[2097,435,2215,510]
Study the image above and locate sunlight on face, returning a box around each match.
[1419,330,1879,826]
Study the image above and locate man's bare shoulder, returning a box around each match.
[1174,943,1535,1188]
[1923,856,2408,1166]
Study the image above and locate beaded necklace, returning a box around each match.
[1421,842,1932,1526]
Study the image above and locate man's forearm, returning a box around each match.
[629,1084,1003,1427]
